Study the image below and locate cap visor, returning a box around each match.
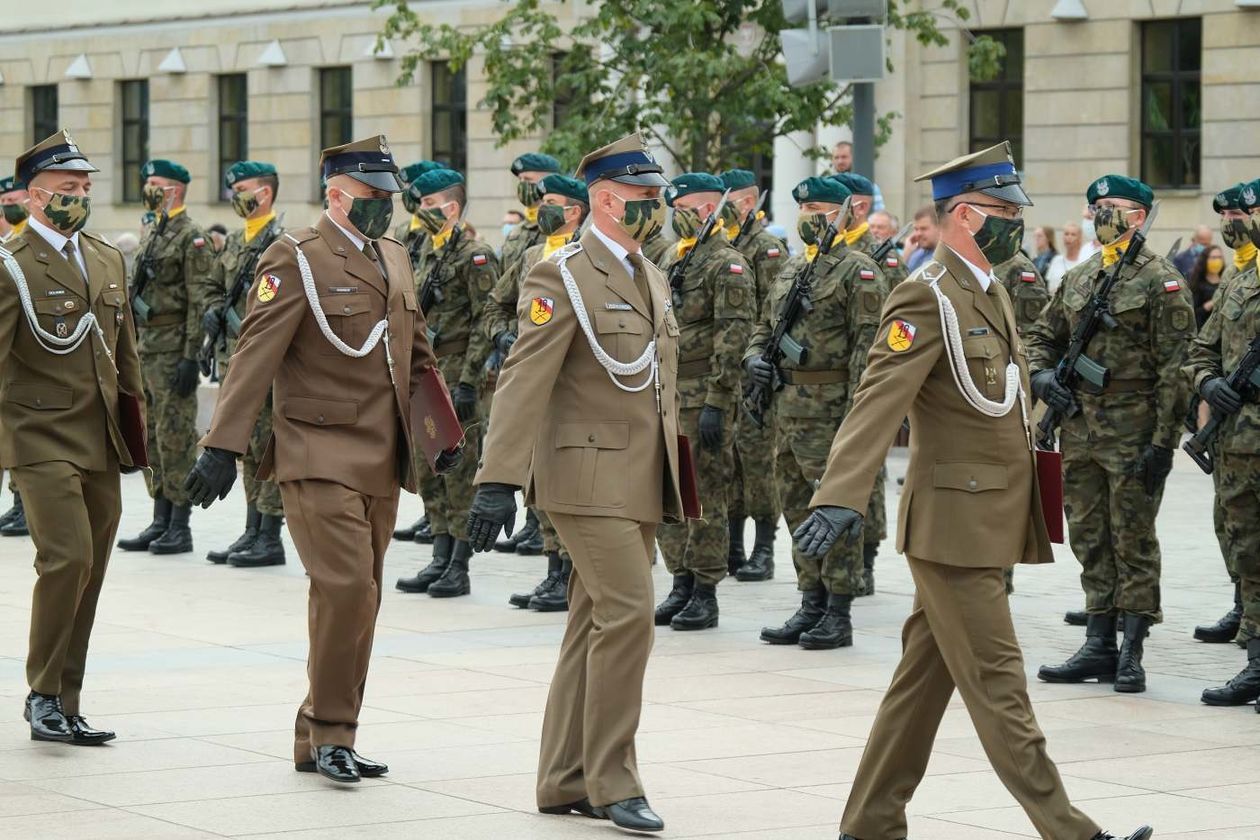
[348,170,405,193]
[609,172,671,187]
[45,159,99,174]
[979,183,1033,206]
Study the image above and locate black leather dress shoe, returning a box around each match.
[66,715,116,745]
[296,749,388,777]
[1092,827,1153,840]
[538,798,607,819]
[839,835,905,840]
[602,797,664,832]
[24,692,71,742]
[311,745,360,783]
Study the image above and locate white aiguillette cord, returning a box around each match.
[0,246,112,361]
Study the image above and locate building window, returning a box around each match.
[217,74,248,201]
[431,61,467,174]
[318,67,353,153]
[29,85,58,145]
[1141,18,1201,190]
[119,80,149,203]
[968,29,1023,168]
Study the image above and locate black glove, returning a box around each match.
[1129,444,1174,498]
[793,505,863,558]
[744,355,775,389]
[452,383,477,424]
[698,404,724,451]
[170,357,201,398]
[184,447,239,508]
[466,482,519,552]
[495,331,517,357]
[1201,376,1242,417]
[434,446,462,476]
[201,308,224,341]
[1030,369,1075,415]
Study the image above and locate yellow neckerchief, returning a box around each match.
[1233,241,1257,271]
[675,236,698,259]
[1101,237,1131,268]
[409,213,423,232]
[725,210,764,242]
[432,222,461,251]
[543,233,570,258]
[9,218,27,238]
[805,231,845,263]
[243,211,275,243]
[843,221,869,247]
[166,205,186,219]
[524,206,539,224]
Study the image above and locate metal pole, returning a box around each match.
[851,81,875,178]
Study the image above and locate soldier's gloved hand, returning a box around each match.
[1030,369,1075,414]
[744,355,775,389]
[1201,376,1242,416]
[184,447,239,508]
[170,357,201,398]
[434,446,462,476]
[1129,444,1174,498]
[793,506,863,559]
[466,482,519,552]
[201,309,224,341]
[494,331,517,357]
[452,383,477,424]
[698,404,724,451]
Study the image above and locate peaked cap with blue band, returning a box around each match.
[16,130,98,186]
[319,134,404,193]
[914,140,1031,207]
[575,132,669,188]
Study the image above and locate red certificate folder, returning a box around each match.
[677,434,703,520]
[1036,448,1064,544]
[119,391,149,468]
[410,367,466,469]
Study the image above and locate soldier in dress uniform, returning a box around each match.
[501,153,562,275]
[465,132,678,834]
[0,174,31,537]
[1,130,145,745]
[185,134,460,783]
[117,159,215,556]
[793,142,1152,840]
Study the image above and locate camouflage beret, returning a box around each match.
[223,160,277,189]
[540,173,588,205]
[793,176,852,206]
[0,175,24,194]
[141,159,191,184]
[410,168,465,198]
[399,160,444,185]
[664,172,725,207]
[1086,174,1152,208]
[510,153,561,176]
[720,169,757,190]
[831,172,876,197]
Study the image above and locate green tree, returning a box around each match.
[375,0,1003,172]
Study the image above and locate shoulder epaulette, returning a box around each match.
[284,227,320,246]
[80,230,121,255]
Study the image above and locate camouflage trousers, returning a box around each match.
[414,354,480,541]
[1214,448,1260,642]
[865,463,888,547]
[1212,477,1237,583]
[140,351,199,507]
[658,406,732,586]
[730,408,780,520]
[775,416,864,596]
[1062,436,1164,623]
[222,361,283,517]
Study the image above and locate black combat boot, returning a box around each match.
[0,493,20,529]
[1038,613,1118,683]
[726,516,746,576]
[736,518,775,582]
[393,514,426,542]
[149,504,193,554]
[118,496,171,551]
[530,555,571,612]
[799,593,854,649]
[654,574,694,626]
[760,587,826,645]
[229,514,286,567]
[1114,613,1151,694]
[1201,638,1260,706]
[0,492,28,537]
[208,505,260,564]
[397,533,452,593]
[495,510,538,553]
[671,582,719,631]
[428,539,472,598]
[414,517,435,544]
[1091,826,1153,840]
[1064,609,1088,626]
[515,525,544,556]
[510,551,561,608]
[1194,583,1242,643]
[857,543,876,596]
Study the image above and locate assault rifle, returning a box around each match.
[872,221,914,265]
[1165,237,1182,261]
[1183,335,1260,474]
[197,214,284,375]
[1036,202,1160,450]
[728,190,768,251]
[419,215,467,346]
[130,211,170,324]
[667,189,732,309]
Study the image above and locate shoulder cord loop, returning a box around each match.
[0,247,113,367]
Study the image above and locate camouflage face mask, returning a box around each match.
[416,203,451,236]
[1245,212,1260,249]
[230,188,261,219]
[720,201,742,229]
[401,189,419,215]
[536,203,568,236]
[517,179,543,208]
[671,207,703,239]
[796,211,831,246]
[141,183,167,212]
[614,195,665,243]
[40,192,91,235]
[346,196,394,241]
[1093,205,1136,245]
[1221,217,1250,250]
[2,202,27,225]
[968,206,1024,265]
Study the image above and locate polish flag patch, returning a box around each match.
[472,254,488,266]
[859,269,876,281]
[193,237,206,248]
[729,263,744,274]
[1163,278,1181,293]
[1020,271,1036,283]
[885,256,899,267]
[767,247,781,258]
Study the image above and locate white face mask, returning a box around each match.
[1080,218,1097,242]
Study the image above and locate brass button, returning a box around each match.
[64,301,75,311]
[967,479,978,490]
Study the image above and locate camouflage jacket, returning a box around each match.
[501,218,542,276]
[414,224,499,387]
[1026,245,1194,449]
[199,218,287,358]
[132,210,216,358]
[485,240,551,343]
[745,243,887,419]
[730,225,787,322]
[661,234,755,412]
[393,217,428,273]
[854,225,908,288]
[994,251,1050,333]
[1184,265,1260,452]
[642,231,673,268]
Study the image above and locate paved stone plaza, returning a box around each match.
[0,448,1256,840]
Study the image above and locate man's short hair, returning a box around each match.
[916,204,939,223]
[444,184,467,209]
[258,173,279,202]
[833,140,853,151]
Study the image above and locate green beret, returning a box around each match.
[793,176,851,206]
[1086,174,1152,208]
[0,175,24,194]
[831,172,876,196]
[141,159,191,184]
[399,160,444,185]
[511,153,561,176]
[1212,183,1246,214]
[410,168,464,198]
[540,174,588,204]
[223,160,276,189]
[720,169,757,190]
[665,172,725,207]
[1241,179,1260,213]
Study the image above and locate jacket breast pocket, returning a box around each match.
[934,462,1008,493]
[98,291,125,340]
[962,335,1005,400]
[594,310,647,363]
[6,382,73,411]
[318,293,373,354]
[1109,286,1149,333]
[677,274,712,325]
[33,295,84,339]
[551,421,629,508]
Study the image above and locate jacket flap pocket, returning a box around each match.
[962,336,1000,360]
[401,289,418,311]
[7,382,72,410]
[101,292,125,307]
[283,396,358,426]
[1110,287,1148,314]
[594,310,644,335]
[933,461,1008,493]
[34,296,79,316]
[555,421,630,450]
[320,293,372,317]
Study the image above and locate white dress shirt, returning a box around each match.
[591,222,639,280]
[27,216,88,279]
[327,214,366,252]
[947,246,996,293]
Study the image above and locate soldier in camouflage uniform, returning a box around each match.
[195,161,287,568]
[395,169,498,599]
[642,228,672,267]
[1184,176,1260,707]
[500,153,561,279]
[717,168,785,582]
[117,159,215,556]
[746,177,887,650]
[1030,175,1194,694]
[653,173,755,632]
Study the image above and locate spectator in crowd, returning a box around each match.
[1189,243,1227,329]
[1046,221,1093,295]
[1173,224,1214,279]
[114,231,140,276]
[829,140,884,211]
[868,209,898,243]
[207,222,228,253]
[902,204,938,272]
[1079,203,1101,260]
[1032,225,1057,275]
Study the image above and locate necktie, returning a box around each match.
[62,240,87,287]
[362,242,387,280]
